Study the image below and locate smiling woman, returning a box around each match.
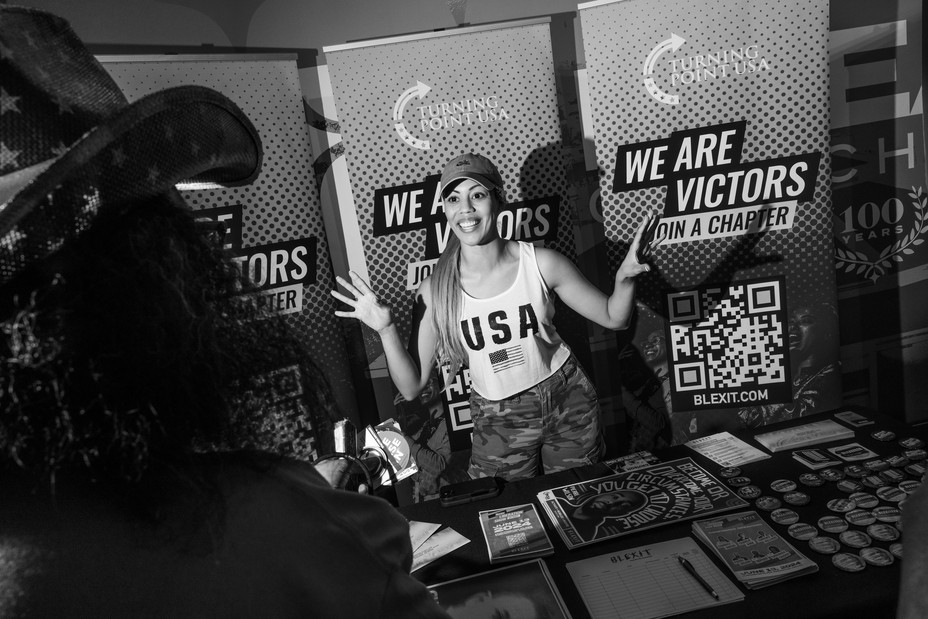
[333,152,662,482]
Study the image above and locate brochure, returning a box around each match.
[478,503,554,564]
[428,559,572,618]
[754,419,854,453]
[536,458,748,549]
[691,510,818,589]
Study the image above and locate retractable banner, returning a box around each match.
[829,1,928,423]
[102,56,357,458]
[578,0,841,446]
[324,19,578,477]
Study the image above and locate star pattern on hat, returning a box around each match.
[0,88,21,115]
[0,143,20,171]
[51,142,69,157]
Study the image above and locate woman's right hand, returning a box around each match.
[332,271,394,333]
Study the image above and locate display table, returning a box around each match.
[400,406,924,618]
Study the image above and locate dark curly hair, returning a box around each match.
[0,192,338,495]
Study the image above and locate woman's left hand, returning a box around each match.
[618,211,664,280]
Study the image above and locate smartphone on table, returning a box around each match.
[439,477,503,507]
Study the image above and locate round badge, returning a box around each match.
[876,486,907,503]
[833,552,867,572]
[819,468,845,482]
[837,479,863,493]
[771,508,799,525]
[899,479,921,494]
[839,530,872,549]
[788,523,818,540]
[755,496,781,511]
[845,509,876,526]
[827,498,856,513]
[738,485,762,499]
[872,506,901,522]
[871,430,896,441]
[860,547,895,567]
[886,455,910,468]
[905,462,926,477]
[844,464,867,479]
[880,469,906,484]
[862,475,887,489]
[799,473,824,487]
[818,515,848,533]
[783,491,811,506]
[904,449,927,462]
[718,466,741,478]
[890,543,904,560]
[770,479,797,493]
[727,476,751,487]
[899,437,926,449]
[867,523,901,542]
[808,536,840,555]
[863,459,890,472]
[849,492,879,509]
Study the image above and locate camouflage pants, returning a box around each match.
[467,355,604,481]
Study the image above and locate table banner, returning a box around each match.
[578,0,841,445]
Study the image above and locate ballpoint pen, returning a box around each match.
[678,555,719,600]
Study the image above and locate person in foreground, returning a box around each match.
[334,152,659,481]
[0,7,447,618]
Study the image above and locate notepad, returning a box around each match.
[566,537,743,619]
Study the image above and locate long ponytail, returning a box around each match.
[429,234,465,384]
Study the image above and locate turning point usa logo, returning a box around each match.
[392,80,510,150]
[642,33,770,105]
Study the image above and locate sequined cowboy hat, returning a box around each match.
[0,6,262,286]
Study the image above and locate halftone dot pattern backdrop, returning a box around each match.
[580,0,834,311]
[578,0,840,438]
[325,22,576,352]
[103,58,355,412]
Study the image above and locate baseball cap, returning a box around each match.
[439,153,504,198]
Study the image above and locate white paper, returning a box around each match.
[411,527,470,572]
[408,520,442,552]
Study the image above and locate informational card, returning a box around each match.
[685,432,771,467]
[408,520,442,553]
[567,537,743,619]
[411,527,470,572]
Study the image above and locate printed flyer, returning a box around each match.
[537,458,748,549]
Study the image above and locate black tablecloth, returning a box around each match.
[400,406,924,618]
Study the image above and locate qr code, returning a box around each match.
[666,278,791,409]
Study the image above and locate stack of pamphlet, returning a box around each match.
[478,503,554,564]
[692,510,818,589]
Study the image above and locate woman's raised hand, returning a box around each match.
[332,271,394,333]
[618,210,665,279]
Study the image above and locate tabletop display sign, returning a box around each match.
[478,503,555,564]
[577,0,841,445]
[324,19,579,468]
[537,458,748,549]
